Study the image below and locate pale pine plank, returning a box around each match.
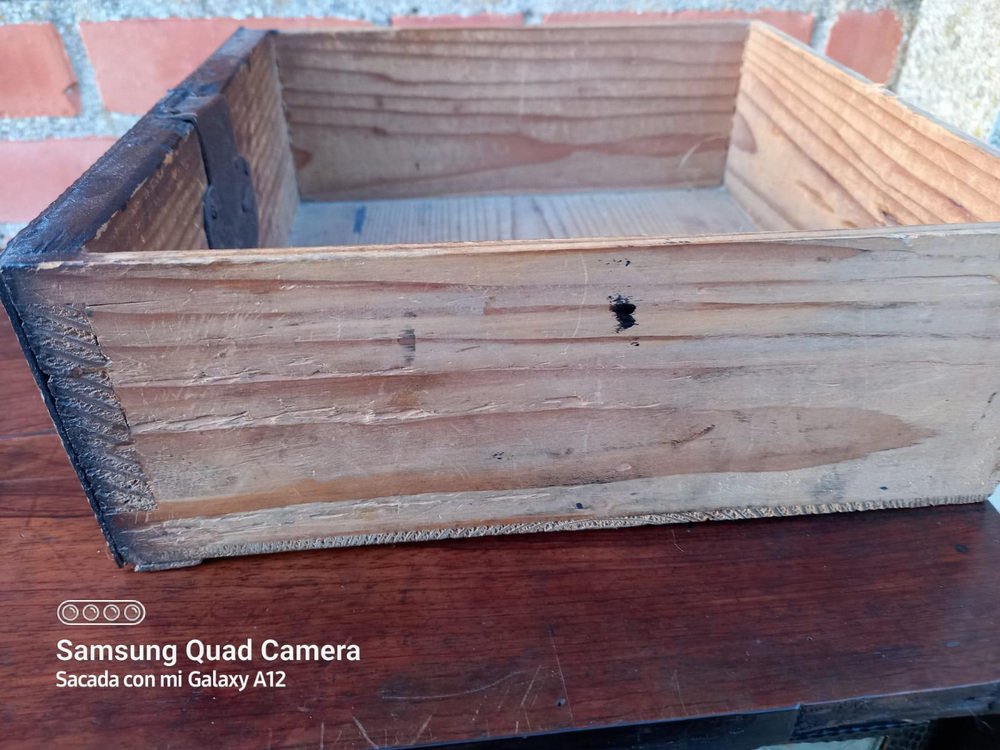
[288,187,757,246]
[275,25,748,200]
[725,24,1000,230]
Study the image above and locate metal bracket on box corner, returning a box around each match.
[160,91,259,250]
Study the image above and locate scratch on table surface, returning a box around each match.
[672,670,689,716]
[671,528,685,553]
[496,671,514,709]
[383,670,521,701]
[411,715,433,746]
[519,665,541,708]
[319,721,325,750]
[473,694,483,722]
[352,716,378,749]
[548,625,575,721]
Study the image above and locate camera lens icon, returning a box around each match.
[123,604,143,622]
[59,603,79,622]
[58,600,145,626]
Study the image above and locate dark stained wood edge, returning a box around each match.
[0,28,276,568]
[0,28,270,267]
[0,291,127,563]
[0,116,194,265]
[414,708,798,750]
[792,680,1000,741]
[121,496,989,572]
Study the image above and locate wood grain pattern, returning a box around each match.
[2,22,1000,748]
[1,29,295,262]
[83,126,209,254]
[725,24,1000,230]
[14,224,996,567]
[0,29,299,561]
[3,314,1000,747]
[223,33,299,248]
[288,187,757,246]
[0,113,211,556]
[5,23,1000,568]
[275,24,747,200]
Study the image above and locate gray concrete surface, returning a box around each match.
[896,0,1000,145]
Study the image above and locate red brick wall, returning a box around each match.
[0,8,908,232]
[0,24,80,117]
[825,9,904,83]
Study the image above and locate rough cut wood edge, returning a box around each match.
[121,494,987,569]
[725,23,1000,230]
[0,28,282,565]
[0,118,205,563]
[5,288,155,511]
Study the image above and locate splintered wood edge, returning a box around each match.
[122,494,988,570]
[0,28,272,566]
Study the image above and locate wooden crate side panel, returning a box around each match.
[275,24,748,201]
[85,28,298,252]
[28,227,1000,567]
[0,111,215,564]
[2,28,300,258]
[2,29,277,261]
[223,34,299,248]
[725,25,1000,231]
[83,128,210,254]
[0,29,289,565]
[1,118,208,264]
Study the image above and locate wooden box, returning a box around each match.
[2,23,999,570]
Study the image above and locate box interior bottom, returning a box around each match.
[288,186,759,247]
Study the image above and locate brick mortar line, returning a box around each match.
[0,3,139,141]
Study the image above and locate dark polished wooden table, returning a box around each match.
[2,312,999,750]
